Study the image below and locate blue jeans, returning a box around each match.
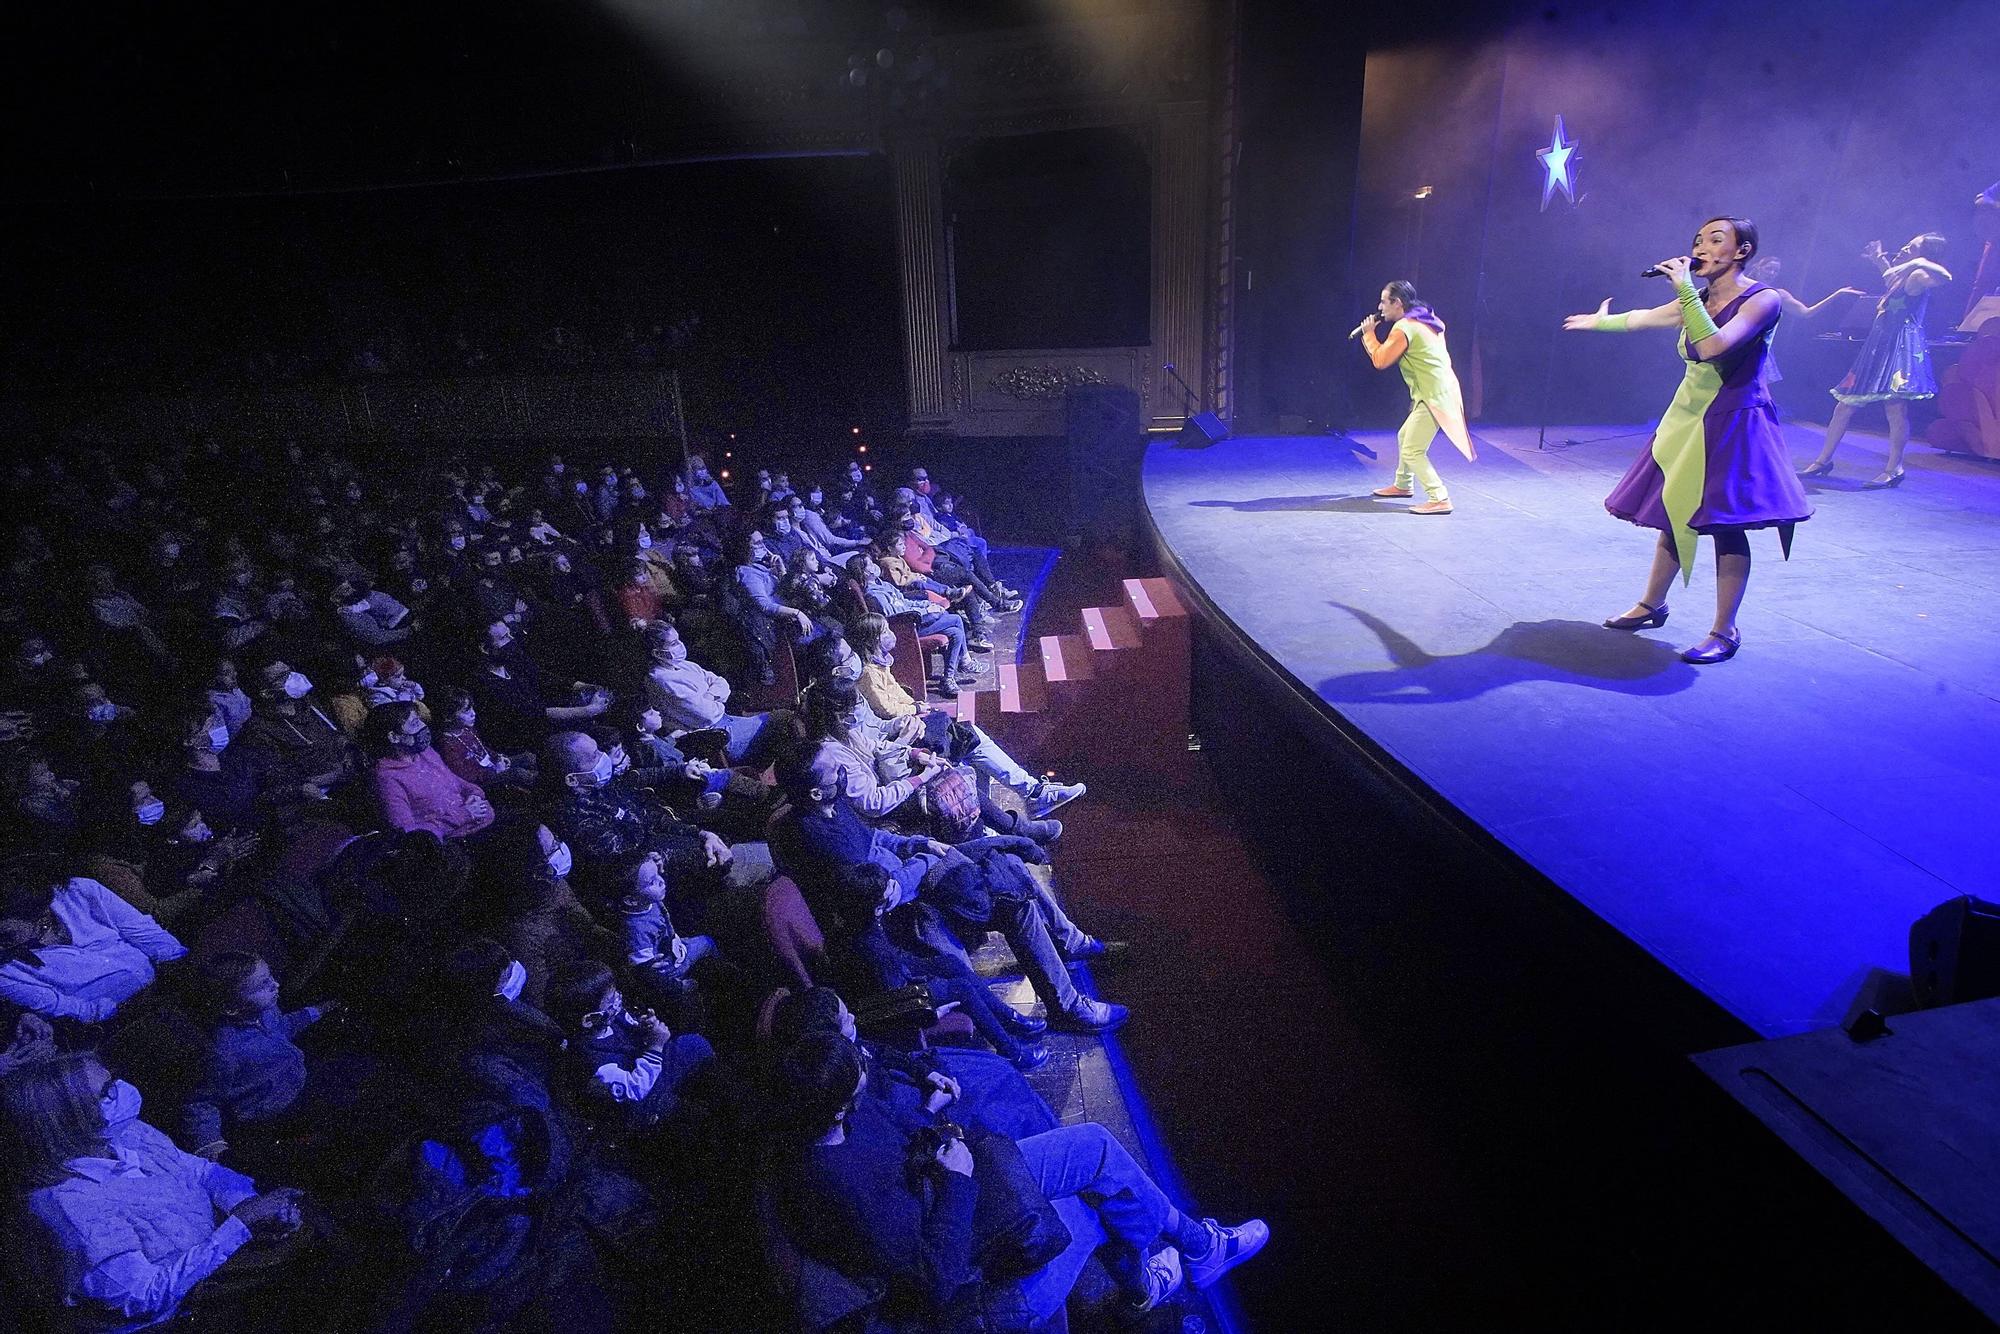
[1005,1123,1175,1320]
[719,711,774,764]
[915,611,966,680]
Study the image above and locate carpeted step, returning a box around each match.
[998,660,1047,713]
[1082,604,1143,651]
[1037,633,1096,684]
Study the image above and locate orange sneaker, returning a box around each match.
[1410,499,1454,515]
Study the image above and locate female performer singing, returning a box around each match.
[1798,233,1952,487]
[1564,216,1810,665]
[1354,281,1475,515]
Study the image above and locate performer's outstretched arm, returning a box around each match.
[1358,321,1409,370]
[1562,296,1680,333]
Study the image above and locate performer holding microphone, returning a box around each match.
[1564,216,1809,665]
[1352,280,1475,515]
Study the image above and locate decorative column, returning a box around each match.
[1151,101,1209,428]
[890,134,956,430]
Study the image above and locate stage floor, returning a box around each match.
[1144,424,2000,1038]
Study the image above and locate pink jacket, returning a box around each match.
[369,748,493,840]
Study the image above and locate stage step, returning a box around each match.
[998,661,1047,713]
[1123,576,1188,627]
[1082,604,1143,652]
[1037,633,1096,684]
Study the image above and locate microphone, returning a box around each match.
[1347,317,1376,340]
[1642,257,1695,278]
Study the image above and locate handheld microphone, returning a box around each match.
[1641,257,1696,278]
[1347,317,1376,340]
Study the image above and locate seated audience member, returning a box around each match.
[728,528,813,685]
[589,849,719,1009]
[795,483,868,555]
[362,702,496,842]
[686,454,729,512]
[0,861,186,1024]
[330,579,414,647]
[638,622,789,766]
[2,1052,319,1332]
[360,655,428,712]
[179,950,337,1162]
[770,984,1052,1139]
[768,753,1124,1035]
[8,750,85,835]
[548,960,715,1131]
[169,706,282,833]
[436,936,566,1080]
[847,553,975,688]
[468,618,610,757]
[202,657,254,737]
[434,688,538,791]
[770,1036,1268,1325]
[238,660,353,803]
[803,678,946,821]
[844,616,1085,819]
[471,819,615,1011]
[816,864,1049,1072]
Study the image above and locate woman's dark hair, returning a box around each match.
[1911,232,1947,259]
[439,936,511,1007]
[1382,280,1445,333]
[1699,216,1760,266]
[768,985,848,1048]
[473,816,562,913]
[827,862,891,933]
[548,960,618,1031]
[797,630,851,689]
[727,528,763,567]
[0,855,65,923]
[360,700,421,759]
[194,949,265,1018]
[804,679,860,741]
[771,1034,865,1144]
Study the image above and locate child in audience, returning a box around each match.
[180,950,338,1164]
[548,960,715,1130]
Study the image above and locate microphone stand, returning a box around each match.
[1163,362,1202,422]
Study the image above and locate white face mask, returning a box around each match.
[86,701,117,723]
[100,1078,143,1128]
[546,840,573,878]
[206,724,231,752]
[494,959,528,1003]
[134,797,166,826]
[282,672,312,699]
[184,821,214,844]
[358,670,378,688]
[637,532,653,550]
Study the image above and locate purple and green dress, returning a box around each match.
[1604,282,1812,574]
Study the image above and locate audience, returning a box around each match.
[0,437,1261,1329]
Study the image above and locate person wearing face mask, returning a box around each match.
[7,751,84,833]
[539,730,724,874]
[180,950,341,1167]
[796,485,869,554]
[849,555,977,689]
[435,688,539,791]
[639,622,791,766]
[363,702,495,842]
[686,454,729,512]
[239,661,353,804]
[804,679,946,821]
[204,658,253,737]
[1,1053,317,1332]
[469,620,610,757]
[729,527,816,686]
[361,655,427,711]
[769,754,1124,1035]
[549,961,716,1132]
[330,579,413,648]
[470,822,615,1013]
[843,616,1086,821]
[438,936,567,1082]
[0,857,188,1023]
[763,503,812,567]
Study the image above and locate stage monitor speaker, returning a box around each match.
[1178,411,1231,449]
[1909,895,2000,1008]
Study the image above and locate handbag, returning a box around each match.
[852,982,940,1033]
[917,765,983,843]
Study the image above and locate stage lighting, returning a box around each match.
[1413,186,1433,199]
[1537,116,1578,210]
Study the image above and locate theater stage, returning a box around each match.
[1142,424,2000,1039]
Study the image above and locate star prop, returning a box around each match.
[1537,116,1578,211]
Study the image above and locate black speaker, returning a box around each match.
[1909,895,2000,1007]
[1177,410,1231,448]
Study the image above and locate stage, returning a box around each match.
[1143,423,2000,1039]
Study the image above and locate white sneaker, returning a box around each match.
[1122,1246,1184,1319]
[1183,1217,1270,1288]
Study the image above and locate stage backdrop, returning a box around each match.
[1344,0,2000,431]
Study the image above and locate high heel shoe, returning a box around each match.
[1679,629,1741,664]
[1797,459,1834,478]
[1602,600,1669,630]
[1860,468,1905,489]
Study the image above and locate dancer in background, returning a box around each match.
[1564,216,1809,665]
[1743,256,1866,326]
[1798,234,1952,487]
[1964,181,1999,325]
[1353,280,1476,515]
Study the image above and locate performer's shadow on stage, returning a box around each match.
[1317,603,1697,702]
[1190,495,1400,514]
